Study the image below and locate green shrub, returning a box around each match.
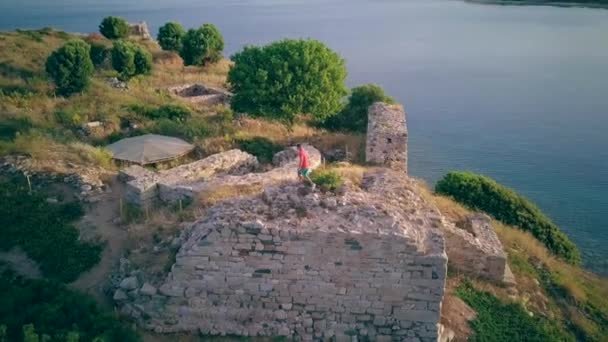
[111,41,152,80]
[151,118,208,140]
[54,109,84,127]
[456,281,574,341]
[228,39,347,123]
[311,168,344,192]
[322,84,395,132]
[145,104,191,122]
[435,171,581,264]
[99,16,129,40]
[0,118,33,141]
[45,40,94,96]
[0,269,140,342]
[89,42,111,67]
[157,22,185,52]
[236,137,282,164]
[0,179,102,282]
[180,24,224,66]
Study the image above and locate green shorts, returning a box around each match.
[299,168,310,177]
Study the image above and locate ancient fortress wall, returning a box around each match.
[366,102,408,172]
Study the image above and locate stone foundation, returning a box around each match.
[167,84,233,106]
[366,102,408,172]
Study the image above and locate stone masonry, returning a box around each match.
[366,102,408,172]
[115,170,448,341]
[442,214,515,285]
[167,84,233,107]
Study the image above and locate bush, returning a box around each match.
[145,104,191,122]
[157,22,185,52]
[456,281,573,341]
[311,168,344,192]
[322,84,395,132]
[435,171,581,264]
[0,269,141,342]
[180,24,224,66]
[0,118,33,141]
[54,109,84,127]
[45,40,94,96]
[89,42,111,67]
[111,41,153,80]
[236,137,282,164]
[228,39,347,123]
[151,118,208,140]
[0,179,102,282]
[99,16,129,40]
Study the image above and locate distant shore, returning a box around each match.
[465,0,608,9]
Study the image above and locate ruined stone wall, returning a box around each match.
[366,102,408,172]
[115,170,448,341]
[167,84,233,106]
[443,214,514,284]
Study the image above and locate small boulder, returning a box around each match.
[113,289,128,301]
[140,282,157,296]
[119,276,139,290]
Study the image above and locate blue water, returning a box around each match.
[1,0,607,274]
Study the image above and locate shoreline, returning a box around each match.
[465,0,608,9]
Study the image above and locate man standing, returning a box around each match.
[297,144,315,190]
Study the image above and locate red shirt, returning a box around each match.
[298,148,309,169]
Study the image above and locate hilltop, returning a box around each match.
[0,25,607,342]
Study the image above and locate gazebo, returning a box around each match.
[106,134,195,165]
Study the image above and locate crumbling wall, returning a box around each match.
[115,170,447,341]
[167,84,233,106]
[128,22,152,40]
[366,102,408,172]
[443,214,514,284]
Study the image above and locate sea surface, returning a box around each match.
[1,0,607,274]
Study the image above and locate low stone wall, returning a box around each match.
[443,214,514,284]
[115,170,448,340]
[167,84,233,106]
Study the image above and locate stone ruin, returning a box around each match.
[120,145,321,207]
[167,84,233,107]
[115,169,447,341]
[366,102,408,172]
[128,21,152,40]
[113,102,514,340]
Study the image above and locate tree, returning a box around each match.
[99,16,129,40]
[180,24,224,66]
[89,42,111,67]
[45,40,94,96]
[228,39,348,123]
[157,22,185,52]
[323,84,395,132]
[111,41,152,80]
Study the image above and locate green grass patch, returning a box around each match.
[311,168,344,192]
[0,178,102,282]
[456,281,574,341]
[0,267,140,342]
[435,171,580,264]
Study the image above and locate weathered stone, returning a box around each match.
[366,102,407,171]
[113,289,128,301]
[119,276,139,290]
[140,282,157,296]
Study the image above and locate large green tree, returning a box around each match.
[323,84,395,132]
[111,41,153,80]
[180,24,224,66]
[99,16,130,40]
[45,40,94,97]
[228,39,348,123]
[157,22,185,52]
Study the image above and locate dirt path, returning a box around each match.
[70,176,128,308]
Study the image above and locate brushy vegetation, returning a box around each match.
[311,168,344,192]
[180,24,224,66]
[456,281,574,341]
[157,22,185,52]
[45,40,94,96]
[0,178,102,282]
[111,40,153,80]
[228,39,348,123]
[322,84,395,133]
[0,267,140,342]
[236,136,283,164]
[435,171,580,264]
[99,16,129,40]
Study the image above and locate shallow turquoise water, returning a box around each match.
[1,0,607,274]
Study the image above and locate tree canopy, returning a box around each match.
[157,22,185,52]
[99,16,129,40]
[180,24,224,66]
[228,39,348,123]
[111,40,153,80]
[45,40,94,97]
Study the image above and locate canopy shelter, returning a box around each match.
[106,134,195,165]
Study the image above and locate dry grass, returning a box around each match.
[323,163,369,187]
[198,182,264,208]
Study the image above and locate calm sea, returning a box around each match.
[1,0,607,274]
